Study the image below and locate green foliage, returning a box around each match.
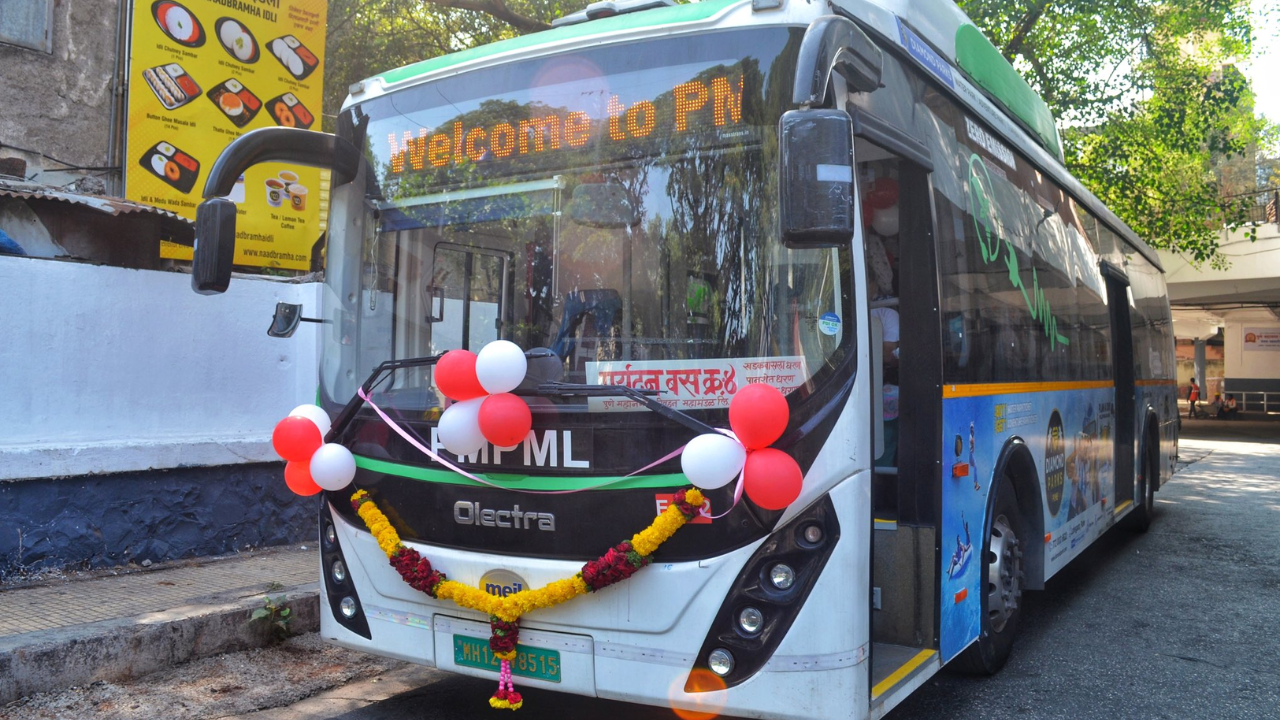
[250,595,294,642]
[324,0,590,128]
[958,0,1274,265]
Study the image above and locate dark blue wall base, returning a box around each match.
[0,463,316,578]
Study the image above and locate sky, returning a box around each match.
[1240,0,1280,136]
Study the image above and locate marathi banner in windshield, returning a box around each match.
[586,356,808,412]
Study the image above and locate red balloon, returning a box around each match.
[743,449,803,510]
[435,350,487,401]
[729,384,790,449]
[284,461,322,496]
[478,393,532,447]
[865,177,900,210]
[272,415,323,462]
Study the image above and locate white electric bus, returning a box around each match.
[193,0,1178,717]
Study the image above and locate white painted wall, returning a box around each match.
[1223,311,1280,380]
[0,255,321,481]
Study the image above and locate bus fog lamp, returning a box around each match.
[708,648,735,676]
[324,523,337,546]
[331,560,347,584]
[769,563,795,590]
[803,524,823,544]
[339,596,357,618]
[738,606,764,634]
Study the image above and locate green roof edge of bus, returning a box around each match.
[375,0,744,88]
[953,23,1062,160]
[354,453,688,491]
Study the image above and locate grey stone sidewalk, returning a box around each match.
[0,546,320,704]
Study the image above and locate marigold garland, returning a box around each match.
[350,486,704,711]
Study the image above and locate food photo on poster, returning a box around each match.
[124,0,329,271]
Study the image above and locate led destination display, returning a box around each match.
[383,75,746,174]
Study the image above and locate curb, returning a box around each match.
[0,585,320,704]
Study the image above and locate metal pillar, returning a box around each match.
[1194,339,1207,394]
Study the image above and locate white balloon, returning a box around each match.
[475,340,528,394]
[871,205,899,236]
[289,404,331,437]
[310,443,357,491]
[680,433,747,490]
[438,398,486,456]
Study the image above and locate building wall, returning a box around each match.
[0,255,324,574]
[0,0,119,181]
[1224,319,1280,381]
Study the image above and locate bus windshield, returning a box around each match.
[328,27,852,435]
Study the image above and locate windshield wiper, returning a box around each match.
[327,354,444,442]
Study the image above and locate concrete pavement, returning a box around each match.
[0,546,319,704]
[1,417,1276,714]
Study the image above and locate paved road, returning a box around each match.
[243,434,1280,720]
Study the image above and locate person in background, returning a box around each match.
[1206,394,1223,417]
[1187,378,1200,418]
[1219,394,1239,419]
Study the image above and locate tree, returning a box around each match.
[324,0,583,122]
[957,0,1274,266]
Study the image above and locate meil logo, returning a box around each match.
[480,569,527,598]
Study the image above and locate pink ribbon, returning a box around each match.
[358,388,684,496]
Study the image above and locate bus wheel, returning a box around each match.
[954,476,1024,675]
[1125,442,1157,532]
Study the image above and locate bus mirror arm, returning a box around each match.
[192,128,362,295]
[200,127,361,199]
[792,15,882,108]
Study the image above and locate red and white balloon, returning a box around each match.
[680,384,804,510]
[434,342,532,451]
[273,405,356,495]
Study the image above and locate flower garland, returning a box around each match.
[351,487,704,710]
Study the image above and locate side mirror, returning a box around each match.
[268,302,303,338]
[779,109,855,247]
[192,198,237,295]
[268,301,326,338]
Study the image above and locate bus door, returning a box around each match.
[1103,264,1135,507]
[854,127,944,702]
[426,242,509,354]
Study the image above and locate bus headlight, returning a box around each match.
[320,500,372,639]
[340,596,358,618]
[686,495,840,692]
[738,607,764,634]
[769,564,795,590]
[708,648,735,676]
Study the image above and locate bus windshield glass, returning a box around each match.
[334,27,852,425]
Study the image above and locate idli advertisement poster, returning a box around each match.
[125,0,329,271]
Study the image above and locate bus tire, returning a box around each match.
[1125,439,1157,533]
[953,475,1025,675]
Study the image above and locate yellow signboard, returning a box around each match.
[125,0,329,271]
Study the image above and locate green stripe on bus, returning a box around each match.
[953,23,1061,160]
[376,0,743,87]
[354,454,687,491]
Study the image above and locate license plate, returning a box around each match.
[453,635,562,683]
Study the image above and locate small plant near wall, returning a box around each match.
[250,595,293,642]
